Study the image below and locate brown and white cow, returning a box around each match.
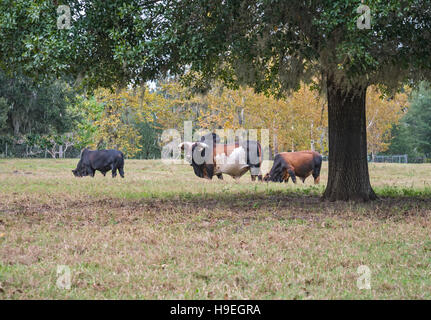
[264,151,322,184]
[179,134,263,181]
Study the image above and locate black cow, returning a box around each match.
[72,148,125,178]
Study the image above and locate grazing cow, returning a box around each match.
[264,151,322,184]
[179,133,263,181]
[72,148,125,178]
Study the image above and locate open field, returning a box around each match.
[0,159,430,299]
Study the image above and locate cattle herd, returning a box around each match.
[72,133,322,185]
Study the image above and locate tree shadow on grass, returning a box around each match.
[2,189,430,224]
[139,189,431,220]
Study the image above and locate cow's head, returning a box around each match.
[72,167,84,177]
[179,141,214,179]
[263,172,282,182]
[178,142,194,163]
[72,159,87,177]
[72,168,83,177]
[178,141,209,163]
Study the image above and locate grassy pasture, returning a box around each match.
[0,159,430,299]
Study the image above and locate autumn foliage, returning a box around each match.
[77,80,408,158]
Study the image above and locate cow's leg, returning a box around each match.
[251,174,263,181]
[216,173,223,180]
[111,165,117,178]
[282,170,289,183]
[287,169,297,183]
[89,169,95,177]
[283,170,289,183]
[301,177,306,183]
[312,170,320,184]
[250,166,262,182]
[275,164,286,182]
[102,171,107,177]
[118,165,125,178]
[202,165,214,180]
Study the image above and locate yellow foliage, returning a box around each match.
[91,86,159,157]
[106,80,408,158]
[366,86,409,154]
[192,82,328,153]
[154,81,197,131]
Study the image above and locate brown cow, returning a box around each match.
[264,151,322,184]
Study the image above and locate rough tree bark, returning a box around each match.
[322,76,377,202]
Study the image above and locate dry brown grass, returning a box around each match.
[0,159,430,299]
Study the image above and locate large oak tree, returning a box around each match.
[1,0,431,200]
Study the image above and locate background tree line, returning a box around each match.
[0,70,425,160]
[386,82,431,160]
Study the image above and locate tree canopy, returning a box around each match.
[0,71,76,137]
[1,1,428,92]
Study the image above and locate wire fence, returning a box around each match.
[1,142,430,163]
[320,154,429,163]
[0,143,81,159]
[371,154,408,163]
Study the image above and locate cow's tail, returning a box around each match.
[256,141,263,181]
[251,141,262,167]
[312,153,322,184]
[247,140,262,180]
[258,142,262,167]
[118,151,125,178]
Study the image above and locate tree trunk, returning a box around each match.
[322,78,377,202]
[12,114,20,136]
